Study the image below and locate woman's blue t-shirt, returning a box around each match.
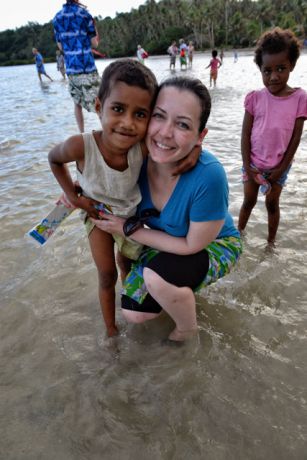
[138,150,240,239]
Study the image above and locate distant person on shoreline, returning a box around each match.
[32,48,53,82]
[167,40,178,70]
[56,50,66,79]
[179,38,188,70]
[206,49,222,87]
[233,49,238,62]
[188,41,195,67]
[136,44,148,65]
[53,0,100,133]
[238,27,307,246]
[220,49,224,63]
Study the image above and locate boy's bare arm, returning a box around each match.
[172,145,202,175]
[49,136,101,218]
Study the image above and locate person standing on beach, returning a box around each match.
[179,39,188,70]
[238,28,307,246]
[32,48,53,82]
[53,0,100,133]
[136,45,148,65]
[167,41,178,70]
[206,50,222,87]
[220,49,224,63]
[188,41,195,67]
[56,50,66,79]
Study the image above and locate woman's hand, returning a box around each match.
[91,214,126,236]
[172,145,201,176]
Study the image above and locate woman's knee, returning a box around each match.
[122,308,158,323]
[143,267,165,294]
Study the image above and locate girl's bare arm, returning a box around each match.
[268,117,305,182]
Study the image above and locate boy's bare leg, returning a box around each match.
[116,251,132,283]
[74,103,84,133]
[265,183,282,244]
[88,227,119,337]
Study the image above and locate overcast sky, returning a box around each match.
[0,0,147,31]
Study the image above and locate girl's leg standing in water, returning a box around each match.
[265,183,282,244]
[238,180,259,232]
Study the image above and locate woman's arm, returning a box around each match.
[91,215,224,255]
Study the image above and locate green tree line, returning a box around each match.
[0,0,306,66]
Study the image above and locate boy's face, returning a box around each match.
[96,81,152,153]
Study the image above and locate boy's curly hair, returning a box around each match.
[98,59,158,109]
[254,27,301,68]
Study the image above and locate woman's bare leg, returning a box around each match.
[143,268,198,341]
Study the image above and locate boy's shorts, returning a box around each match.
[242,163,291,187]
[84,215,144,261]
[68,72,101,112]
[37,65,46,75]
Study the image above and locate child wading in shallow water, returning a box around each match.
[238,28,307,245]
[206,50,222,87]
[49,60,156,336]
[48,59,198,337]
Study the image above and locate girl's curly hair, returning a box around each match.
[254,27,301,68]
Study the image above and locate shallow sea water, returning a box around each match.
[0,51,307,460]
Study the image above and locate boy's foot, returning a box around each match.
[168,326,198,342]
[107,325,119,337]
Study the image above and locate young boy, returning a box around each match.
[32,48,53,82]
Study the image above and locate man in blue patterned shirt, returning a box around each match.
[53,0,101,132]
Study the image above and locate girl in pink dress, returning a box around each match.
[206,49,221,87]
[238,28,307,245]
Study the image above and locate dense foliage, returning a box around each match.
[0,0,306,65]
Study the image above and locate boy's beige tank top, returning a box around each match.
[77,132,143,218]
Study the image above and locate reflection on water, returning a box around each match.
[1,52,307,460]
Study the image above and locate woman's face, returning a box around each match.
[146,86,207,164]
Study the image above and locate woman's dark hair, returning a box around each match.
[158,77,211,132]
[212,49,218,58]
[98,59,158,109]
[254,27,301,68]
